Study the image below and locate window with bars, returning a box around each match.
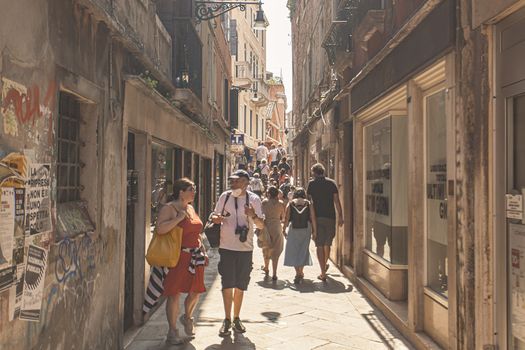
[57,92,82,203]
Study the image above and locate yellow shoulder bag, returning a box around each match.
[146,213,183,267]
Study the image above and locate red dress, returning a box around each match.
[163,212,205,295]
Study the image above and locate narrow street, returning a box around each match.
[126,244,413,350]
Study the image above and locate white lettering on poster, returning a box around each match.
[25,164,51,235]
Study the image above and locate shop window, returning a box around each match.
[364,115,408,264]
[174,148,183,180]
[184,150,192,178]
[425,90,449,296]
[151,143,173,228]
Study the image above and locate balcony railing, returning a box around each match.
[234,61,254,87]
[252,78,270,106]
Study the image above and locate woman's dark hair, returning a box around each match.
[172,177,194,200]
[293,187,306,199]
[272,166,278,171]
[267,186,279,199]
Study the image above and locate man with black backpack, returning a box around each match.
[211,170,264,337]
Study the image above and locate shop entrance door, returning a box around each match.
[505,92,525,349]
[124,132,137,331]
[496,9,525,349]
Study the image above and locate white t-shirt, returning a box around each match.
[249,178,264,192]
[259,163,270,175]
[256,145,269,161]
[269,148,279,162]
[214,191,264,251]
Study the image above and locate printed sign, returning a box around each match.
[0,265,15,292]
[25,164,51,235]
[507,194,523,212]
[9,263,25,320]
[0,187,15,269]
[508,210,524,221]
[231,133,244,145]
[510,223,525,342]
[14,188,25,234]
[20,244,48,321]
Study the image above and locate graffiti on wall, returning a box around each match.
[1,78,57,143]
[55,234,96,284]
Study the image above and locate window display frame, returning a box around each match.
[363,111,409,267]
[422,84,450,302]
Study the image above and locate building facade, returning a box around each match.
[0,0,232,348]
[229,6,270,166]
[266,76,288,149]
[291,0,525,348]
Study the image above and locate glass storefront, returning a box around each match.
[364,115,408,264]
[425,90,449,297]
[150,142,173,229]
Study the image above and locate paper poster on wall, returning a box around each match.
[510,223,525,343]
[19,244,48,321]
[1,78,26,137]
[25,164,51,236]
[14,188,25,236]
[0,187,15,269]
[9,235,26,319]
[8,263,25,320]
[0,265,15,292]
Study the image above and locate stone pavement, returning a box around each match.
[126,243,414,350]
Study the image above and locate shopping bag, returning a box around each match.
[145,225,182,267]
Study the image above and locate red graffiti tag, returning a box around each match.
[2,81,57,143]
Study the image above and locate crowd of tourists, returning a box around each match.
[143,156,343,345]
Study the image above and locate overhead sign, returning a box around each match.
[231,134,244,146]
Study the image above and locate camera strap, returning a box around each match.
[233,192,250,228]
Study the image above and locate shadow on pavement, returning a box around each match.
[204,333,256,350]
[255,277,287,290]
[260,311,281,323]
[256,274,354,294]
[361,312,413,350]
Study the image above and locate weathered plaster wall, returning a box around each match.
[0,0,129,348]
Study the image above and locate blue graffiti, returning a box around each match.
[54,234,96,284]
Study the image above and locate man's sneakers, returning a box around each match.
[166,329,185,345]
[219,318,232,337]
[232,317,246,333]
[179,314,195,336]
[219,317,246,336]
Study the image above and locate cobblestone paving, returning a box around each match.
[127,243,414,350]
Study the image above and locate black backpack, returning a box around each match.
[290,202,309,229]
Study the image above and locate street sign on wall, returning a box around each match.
[231,133,244,145]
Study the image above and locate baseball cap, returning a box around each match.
[228,169,250,180]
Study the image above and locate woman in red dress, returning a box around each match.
[156,178,206,345]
